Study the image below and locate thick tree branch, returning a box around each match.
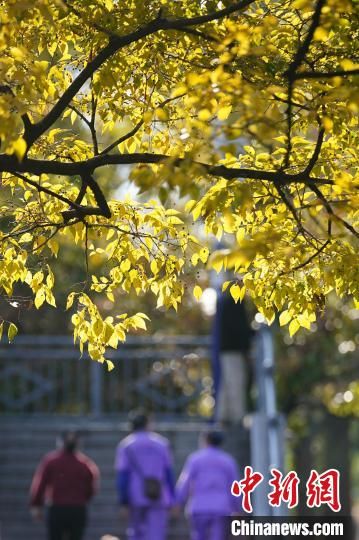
[82,173,112,218]
[0,152,334,186]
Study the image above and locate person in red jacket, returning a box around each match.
[30,430,99,540]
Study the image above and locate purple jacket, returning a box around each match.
[176,447,241,515]
[115,431,174,508]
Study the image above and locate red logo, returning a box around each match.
[268,468,300,509]
[231,466,264,513]
[306,469,341,512]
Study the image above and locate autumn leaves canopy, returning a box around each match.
[0,0,358,363]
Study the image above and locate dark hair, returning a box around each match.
[205,429,224,447]
[128,410,149,431]
[61,431,78,453]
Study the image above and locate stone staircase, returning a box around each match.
[0,417,249,540]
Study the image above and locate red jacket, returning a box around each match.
[30,450,99,506]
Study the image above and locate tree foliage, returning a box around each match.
[0,0,358,365]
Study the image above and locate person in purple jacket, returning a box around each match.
[175,430,242,540]
[115,410,175,540]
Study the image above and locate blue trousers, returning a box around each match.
[190,514,229,540]
[127,507,168,540]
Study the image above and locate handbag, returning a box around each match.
[127,447,162,501]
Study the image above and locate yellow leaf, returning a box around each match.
[66,292,76,310]
[292,0,310,8]
[121,259,131,272]
[8,322,18,343]
[191,253,200,266]
[106,291,115,302]
[115,325,126,341]
[199,247,209,263]
[151,260,158,274]
[313,27,328,41]
[106,360,115,371]
[10,47,26,61]
[222,281,231,292]
[12,138,27,161]
[156,108,168,121]
[289,319,300,337]
[35,288,46,309]
[46,291,57,307]
[93,318,103,337]
[218,105,232,121]
[46,267,55,288]
[135,313,150,320]
[132,315,147,330]
[230,283,242,303]
[297,313,311,330]
[108,332,118,349]
[193,285,203,301]
[279,310,292,326]
[198,109,212,121]
[322,116,333,132]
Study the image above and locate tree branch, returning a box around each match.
[81,172,112,218]
[0,152,334,186]
[294,68,359,80]
[284,0,326,168]
[280,239,330,275]
[13,172,81,210]
[100,119,144,155]
[310,184,359,238]
[305,127,325,175]
[286,0,326,80]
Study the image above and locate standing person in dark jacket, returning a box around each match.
[214,291,253,424]
[30,431,99,540]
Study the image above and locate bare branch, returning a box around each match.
[305,127,325,175]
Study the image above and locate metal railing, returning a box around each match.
[0,335,213,417]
